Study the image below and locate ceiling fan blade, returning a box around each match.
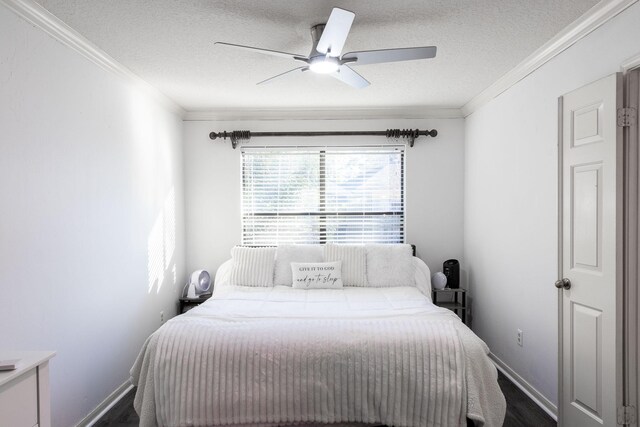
[342,46,437,65]
[330,65,369,89]
[257,67,308,85]
[316,8,355,57]
[215,42,307,61]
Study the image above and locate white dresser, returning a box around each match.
[0,351,55,427]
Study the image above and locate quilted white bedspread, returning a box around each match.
[131,287,505,427]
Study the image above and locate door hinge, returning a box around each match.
[618,405,636,425]
[617,107,637,127]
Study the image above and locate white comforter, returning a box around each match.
[131,286,505,427]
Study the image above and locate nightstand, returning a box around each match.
[432,288,468,324]
[179,294,212,314]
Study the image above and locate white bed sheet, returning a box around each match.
[191,286,445,320]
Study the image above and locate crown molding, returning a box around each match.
[2,0,458,122]
[183,106,464,122]
[621,51,640,72]
[5,0,634,121]
[1,0,186,117]
[461,0,638,117]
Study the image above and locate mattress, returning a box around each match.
[193,286,441,318]
[131,286,506,427]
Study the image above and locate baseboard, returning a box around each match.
[75,380,134,427]
[488,353,558,421]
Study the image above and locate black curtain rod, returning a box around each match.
[208,128,438,149]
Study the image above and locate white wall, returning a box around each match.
[183,118,464,276]
[464,2,640,407]
[0,5,185,427]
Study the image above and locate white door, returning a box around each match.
[560,73,623,427]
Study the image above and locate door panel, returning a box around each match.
[571,302,602,419]
[572,103,604,147]
[561,73,622,427]
[571,163,602,271]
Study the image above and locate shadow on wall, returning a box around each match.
[148,186,176,294]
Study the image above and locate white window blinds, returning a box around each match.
[241,145,405,245]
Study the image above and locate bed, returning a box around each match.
[131,246,506,427]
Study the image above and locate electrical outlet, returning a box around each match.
[160,311,164,323]
[517,329,523,347]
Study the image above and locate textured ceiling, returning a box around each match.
[36,0,599,111]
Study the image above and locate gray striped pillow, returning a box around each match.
[229,246,276,287]
[323,244,367,287]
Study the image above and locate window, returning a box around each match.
[241,145,405,245]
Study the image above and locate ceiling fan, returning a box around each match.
[215,7,437,88]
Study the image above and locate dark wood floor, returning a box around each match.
[94,372,556,427]
[496,373,556,427]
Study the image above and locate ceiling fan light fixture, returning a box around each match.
[309,57,340,74]
[216,7,437,88]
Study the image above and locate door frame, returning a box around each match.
[557,73,629,426]
[623,68,639,427]
[557,95,564,425]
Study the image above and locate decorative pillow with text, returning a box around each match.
[291,261,343,289]
[274,244,323,286]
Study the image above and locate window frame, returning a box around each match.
[241,145,406,245]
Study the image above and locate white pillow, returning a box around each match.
[229,246,277,287]
[323,244,366,287]
[413,257,432,299]
[366,244,414,287]
[291,261,343,289]
[274,245,323,286]
[213,259,233,291]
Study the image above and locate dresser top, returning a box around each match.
[0,351,56,387]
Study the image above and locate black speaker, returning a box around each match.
[443,259,460,289]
